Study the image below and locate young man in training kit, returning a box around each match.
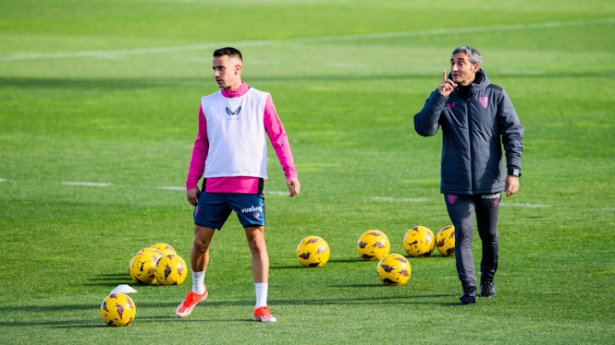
[177,47,300,322]
[414,46,524,304]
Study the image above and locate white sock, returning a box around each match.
[255,283,268,308]
[192,271,206,294]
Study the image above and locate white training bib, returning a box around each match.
[201,88,269,179]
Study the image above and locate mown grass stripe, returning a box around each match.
[1,17,613,62]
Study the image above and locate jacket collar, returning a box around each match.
[221,81,249,98]
[453,69,489,98]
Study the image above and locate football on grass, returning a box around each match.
[155,253,188,285]
[129,252,158,284]
[100,293,136,327]
[436,225,456,257]
[296,236,330,267]
[377,253,411,286]
[357,230,390,261]
[403,226,436,257]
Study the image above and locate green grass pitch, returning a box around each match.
[1,0,615,344]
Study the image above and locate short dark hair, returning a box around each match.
[213,47,243,61]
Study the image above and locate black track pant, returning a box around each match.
[444,193,501,289]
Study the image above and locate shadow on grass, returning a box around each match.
[0,268,463,329]
[0,319,106,328]
[271,257,365,270]
[272,256,446,270]
[0,291,467,328]
[1,72,611,91]
[85,273,135,287]
[0,292,457,314]
[0,74,433,91]
[94,273,128,278]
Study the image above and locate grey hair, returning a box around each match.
[452,46,482,65]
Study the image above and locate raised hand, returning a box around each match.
[438,70,457,97]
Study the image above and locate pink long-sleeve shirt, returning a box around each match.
[186,82,297,194]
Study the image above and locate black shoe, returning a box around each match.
[480,280,496,298]
[460,286,477,305]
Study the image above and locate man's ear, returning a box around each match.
[235,63,242,75]
[472,63,481,73]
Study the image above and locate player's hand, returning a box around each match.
[187,187,200,206]
[505,176,519,197]
[438,70,457,97]
[287,177,300,197]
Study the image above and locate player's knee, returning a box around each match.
[246,237,267,257]
[192,235,211,254]
[192,241,208,255]
[246,236,264,251]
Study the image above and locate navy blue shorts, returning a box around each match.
[194,192,265,230]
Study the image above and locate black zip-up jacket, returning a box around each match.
[414,69,524,195]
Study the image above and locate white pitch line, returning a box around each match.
[296,17,615,44]
[2,18,613,62]
[266,191,288,195]
[371,197,429,203]
[156,187,290,195]
[498,69,545,75]
[0,41,269,62]
[500,203,549,208]
[0,178,5,182]
[326,62,367,69]
[61,181,111,187]
[158,186,185,191]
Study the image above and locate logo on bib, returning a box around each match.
[225,106,242,116]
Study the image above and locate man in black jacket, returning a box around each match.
[414,46,524,305]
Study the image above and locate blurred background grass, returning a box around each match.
[1,0,614,344]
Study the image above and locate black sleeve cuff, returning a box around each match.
[508,166,521,177]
